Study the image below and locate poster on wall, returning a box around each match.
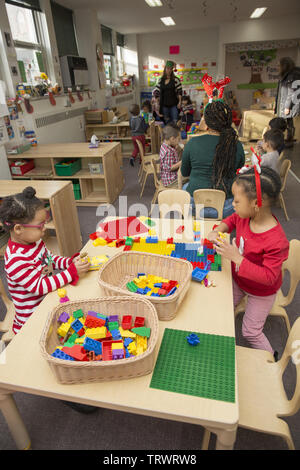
[238,49,279,89]
[147,67,207,87]
[0,118,9,144]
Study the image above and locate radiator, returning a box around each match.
[35,107,89,128]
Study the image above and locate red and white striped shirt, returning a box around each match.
[5,239,79,334]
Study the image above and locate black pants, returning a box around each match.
[286,117,295,141]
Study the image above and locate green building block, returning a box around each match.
[150,328,235,403]
[145,218,155,227]
[64,332,78,347]
[126,281,138,292]
[131,327,151,338]
[73,309,84,319]
[108,321,119,331]
[125,237,133,246]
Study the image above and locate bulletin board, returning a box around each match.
[147,67,207,87]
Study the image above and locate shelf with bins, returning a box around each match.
[7,142,124,206]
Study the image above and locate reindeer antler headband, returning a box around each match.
[237,147,262,207]
[201,73,231,102]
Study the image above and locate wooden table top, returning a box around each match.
[6,142,121,159]
[0,218,238,430]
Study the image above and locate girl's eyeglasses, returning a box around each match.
[20,213,50,230]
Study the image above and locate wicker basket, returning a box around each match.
[98,252,193,321]
[40,296,159,385]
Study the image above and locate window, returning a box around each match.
[104,55,113,85]
[50,1,78,58]
[6,0,47,86]
[101,25,113,56]
[116,46,124,76]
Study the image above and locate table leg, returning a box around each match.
[202,426,237,450]
[0,389,31,450]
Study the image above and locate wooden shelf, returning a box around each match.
[12,168,53,179]
[53,170,105,179]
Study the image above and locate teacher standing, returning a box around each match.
[152,60,182,125]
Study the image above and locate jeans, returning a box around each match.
[162,106,179,124]
[182,182,234,218]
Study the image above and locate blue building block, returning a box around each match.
[167,287,177,296]
[125,347,131,358]
[138,272,146,277]
[124,338,134,347]
[146,237,158,243]
[192,267,209,282]
[71,319,84,333]
[151,293,160,297]
[111,329,122,340]
[186,333,201,346]
[51,348,75,360]
[137,288,146,295]
[83,337,102,355]
[154,283,162,288]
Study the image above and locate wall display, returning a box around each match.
[238,49,278,88]
[0,81,9,118]
[0,119,9,144]
[6,125,15,140]
[96,43,106,90]
[147,67,207,87]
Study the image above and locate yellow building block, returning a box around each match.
[93,237,107,247]
[85,326,107,340]
[57,322,71,338]
[75,337,85,344]
[148,229,156,236]
[136,345,144,356]
[67,316,74,324]
[107,241,117,247]
[112,342,124,350]
[119,327,136,338]
[57,288,67,298]
[88,255,109,270]
[127,342,137,355]
[146,291,152,296]
[137,335,147,352]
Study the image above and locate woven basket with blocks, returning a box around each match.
[98,252,193,321]
[40,296,159,384]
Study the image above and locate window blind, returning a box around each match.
[5,0,41,11]
[101,25,114,55]
[117,32,125,48]
[50,1,78,57]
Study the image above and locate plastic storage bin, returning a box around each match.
[72,181,81,200]
[54,159,81,176]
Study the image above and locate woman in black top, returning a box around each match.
[152,60,183,125]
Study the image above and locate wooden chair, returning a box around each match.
[279,159,291,221]
[235,239,300,334]
[158,189,191,219]
[202,316,300,450]
[193,189,226,221]
[136,139,159,198]
[278,150,285,163]
[0,279,14,344]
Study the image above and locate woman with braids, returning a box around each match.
[207,167,289,359]
[181,100,245,217]
[0,187,90,335]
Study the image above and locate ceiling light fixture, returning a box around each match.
[160,16,176,25]
[250,7,267,18]
[145,0,163,6]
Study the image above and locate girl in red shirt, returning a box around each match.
[207,167,289,359]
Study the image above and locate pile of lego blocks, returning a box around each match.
[127,273,179,298]
[51,308,151,362]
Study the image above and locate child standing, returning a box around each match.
[129,103,148,167]
[151,90,164,123]
[207,167,289,360]
[0,187,90,335]
[159,124,181,187]
[179,95,195,131]
[260,129,284,173]
[141,100,153,124]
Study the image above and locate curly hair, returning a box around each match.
[235,167,282,205]
[0,186,44,231]
[204,100,238,195]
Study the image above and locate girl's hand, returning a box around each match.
[215,238,243,266]
[207,230,219,244]
[74,257,90,277]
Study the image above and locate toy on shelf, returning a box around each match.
[53,308,151,362]
[89,134,99,149]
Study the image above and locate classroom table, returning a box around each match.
[0,217,238,450]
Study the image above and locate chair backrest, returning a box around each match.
[136,138,145,160]
[279,159,291,192]
[277,316,300,417]
[278,151,285,163]
[279,239,300,307]
[158,189,191,219]
[193,189,226,220]
[151,159,161,189]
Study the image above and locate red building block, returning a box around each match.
[77,328,85,337]
[207,254,215,263]
[102,341,112,361]
[122,315,132,330]
[123,245,131,251]
[176,225,185,234]
[133,237,140,243]
[115,238,125,248]
[158,288,167,296]
[134,316,145,328]
[62,345,88,361]
[84,315,105,328]
[89,232,98,240]
[167,237,174,244]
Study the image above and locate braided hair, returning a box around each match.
[235,167,282,205]
[0,186,44,231]
[204,100,238,195]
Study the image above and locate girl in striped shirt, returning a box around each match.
[0,187,89,334]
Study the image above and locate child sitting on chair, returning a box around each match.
[256,117,287,155]
[159,124,182,187]
[260,129,284,173]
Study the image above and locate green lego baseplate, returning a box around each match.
[150,328,235,403]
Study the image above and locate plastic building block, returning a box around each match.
[148,229,156,236]
[192,267,209,282]
[75,336,85,345]
[87,310,98,318]
[83,337,102,355]
[122,315,132,330]
[108,321,119,331]
[89,232,98,240]
[134,317,145,328]
[119,327,136,338]
[71,319,84,333]
[176,225,185,234]
[108,315,119,322]
[57,322,71,338]
[123,337,134,347]
[51,348,74,361]
[136,335,147,352]
[62,344,88,361]
[131,327,151,338]
[150,328,235,403]
[102,341,113,361]
[112,349,125,360]
[110,329,122,340]
[125,237,133,246]
[167,237,174,244]
[57,288,67,298]
[85,326,107,340]
[123,245,132,251]
[58,312,69,323]
[167,287,177,296]
[93,237,107,247]
[73,308,84,319]
[186,333,201,346]
[127,342,137,355]
[146,236,158,243]
[115,238,125,247]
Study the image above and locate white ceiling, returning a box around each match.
[56,0,300,34]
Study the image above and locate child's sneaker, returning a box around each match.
[130,157,134,167]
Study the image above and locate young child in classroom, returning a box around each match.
[179,95,195,131]
[141,100,153,124]
[159,123,182,187]
[256,117,287,155]
[151,90,164,124]
[0,187,90,335]
[207,167,289,361]
[260,129,284,173]
[129,103,149,167]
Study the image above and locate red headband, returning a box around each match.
[237,148,262,207]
